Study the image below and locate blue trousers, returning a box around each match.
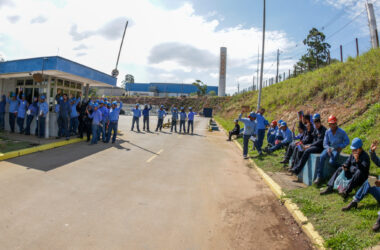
[70,117,79,134]
[9,113,16,132]
[25,115,34,135]
[131,116,140,131]
[179,120,186,133]
[269,142,290,152]
[317,148,340,178]
[187,120,194,133]
[255,129,265,152]
[267,134,276,146]
[0,112,4,130]
[354,180,380,203]
[38,117,46,138]
[91,124,99,144]
[59,116,69,138]
[107,121,118,143]
[17,116,25,133]
[243,135,251,156]
[98,120,107,142]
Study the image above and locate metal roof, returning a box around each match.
[126,83,218,94]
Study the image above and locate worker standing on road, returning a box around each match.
[37,95,48,138]
[187,107,195,135]
[171,106,178,133]
[107,100,123,144]
[179,107,187,133]
[142,104,152,132]
[238,111,257,159]
[131,103,141,132]
[155,105,166,132]
[7,92,18,133]
[87,103,102,145]
[99,100,109,142]
[16,93,28,134]
[55,90,71,140]
[69,95,81,136]
[25,97,38,135]
[255,108,269,156]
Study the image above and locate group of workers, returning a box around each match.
[0,92,48,138]
[130,104,196,134]
[230,109,380,231]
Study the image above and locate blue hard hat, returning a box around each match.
[180,107,184,110]
[99,100,104,104]
[160,105,164,108]
[107,102,111,106]
[189,107,192,110]
[21,94,25,97]
[11,93,16,97]
[40,95,46,100]
[280,121,287,127]
[104,98,108,101]
[136,103,139,106]
[60,96,63,100]
[173,107,177,111]
[94,103,99,108]
[71,98,76,102]
[112,101,117,105]
[278,119,284,124]
[350,138,363,150]
[313,113,321,120]
[249,112,256,118]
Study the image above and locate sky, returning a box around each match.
[0,0,379,94]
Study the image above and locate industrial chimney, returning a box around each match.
[218,47,227,97]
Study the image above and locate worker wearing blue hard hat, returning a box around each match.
[106,99,123,143]
[156,105,166,132]
[187,107,195,135]
[238,109,257,159]
[321,137,371,198]
[254,108,269,156]
[170,106,179,133]
[142,104,152,132]
[264,121,293,154]
[98,99,110,142]
[87,102,102,145]
[15,92,28,134]
[69,94,81,136]
[37,95,49,138]
[55,89,71,140]
[131,103,142,133]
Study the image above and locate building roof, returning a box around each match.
[125,83,218,94]
[0,56,116,86]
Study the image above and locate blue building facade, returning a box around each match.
[125,83,218,97]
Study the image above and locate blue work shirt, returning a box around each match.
[238,114,257,136]
[280,128,293,144]
[267,126,278,138]
[38,102,49,117]
[7,98,19,113]
[89,109,102,125]
[323,127,350,150]
[0,95,6,113]
[100,106,109,122]
[132,108,141,118]
[142,107,152,117]
[188,112,195,121]
[255,113,268,131]
[157,109,166,119]
[171,110,179,120]
[28,102,39,116]
[17,97,28,118]
[180,112,187,121]
[56,97,71,118]
[109,102,123,122]
[70,98,80,118]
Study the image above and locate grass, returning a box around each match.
[0,136,31,153]
[215,115,380,249]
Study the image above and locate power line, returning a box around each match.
[326,9,366,40]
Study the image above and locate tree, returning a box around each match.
[121,74,134,89]
[192,80,207,96]
[208,90,216,96]
[296,28,331,71]
[89,87,97,97]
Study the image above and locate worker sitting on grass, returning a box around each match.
[267,120,278,146]
[320,138,371,198]
[238,111,257,159]
[264,121,293,154]
[280,123,306,165]
[289,114,327,175]
[227,119,240,141]
[341,141,380,231]
[314,115,350,185]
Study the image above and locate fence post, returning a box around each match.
[288,69,291,79]
[340,45,343,62]
[356,38,359,57]
[328,51,331,64]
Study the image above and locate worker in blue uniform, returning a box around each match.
[255,108,269,155]
[16,93,28,134]
[131,103,141,132]
[69,95,81,135]
[98,100,109,142]
[179,107,187,133]
[55,90,71,140]
[7,92,19,133]
[265,121,293,154]
[142,104,152,132]
[37,95,49,138]
[87,103,102,145]
[107,100,123,143]
[155,105,166,132]
[171,107,178,133]
[238,111,257,159]
[187,107,195,134]
[25,97,39,135]
[0,95,6,131]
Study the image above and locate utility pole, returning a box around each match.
[366,2,379,49]
[237,82,240,93]
[276,49,280,83]
[252,76,255,91]
[256,45,260,90]
[112,20,129,78]
[257,0,266,110]
[356,38,359,57]
[340,45,343,62]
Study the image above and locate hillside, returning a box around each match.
[217,48,380,165]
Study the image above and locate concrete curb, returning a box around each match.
[0,138,86,161]
[217,123,325,249]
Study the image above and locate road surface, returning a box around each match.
[0,116,312,250]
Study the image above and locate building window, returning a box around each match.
[25,79,33,86]
[17,80,24,86]
[57,79,63,86]
[64,81,70,88]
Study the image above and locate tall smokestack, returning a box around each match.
[218,47,227,97]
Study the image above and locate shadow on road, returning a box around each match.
[6,139,131,172]
[123,141,159,155]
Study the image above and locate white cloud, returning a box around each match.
[0,0,296,94]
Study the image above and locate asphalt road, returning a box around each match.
[0,116,312,250]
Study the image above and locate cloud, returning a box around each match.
[148,42,218,70]
[73,44,88,50]
[7,15,20,23]
[30,15,47,24]
[0,0,13,8]
[76,52,87,57]
[70,17,128,41]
